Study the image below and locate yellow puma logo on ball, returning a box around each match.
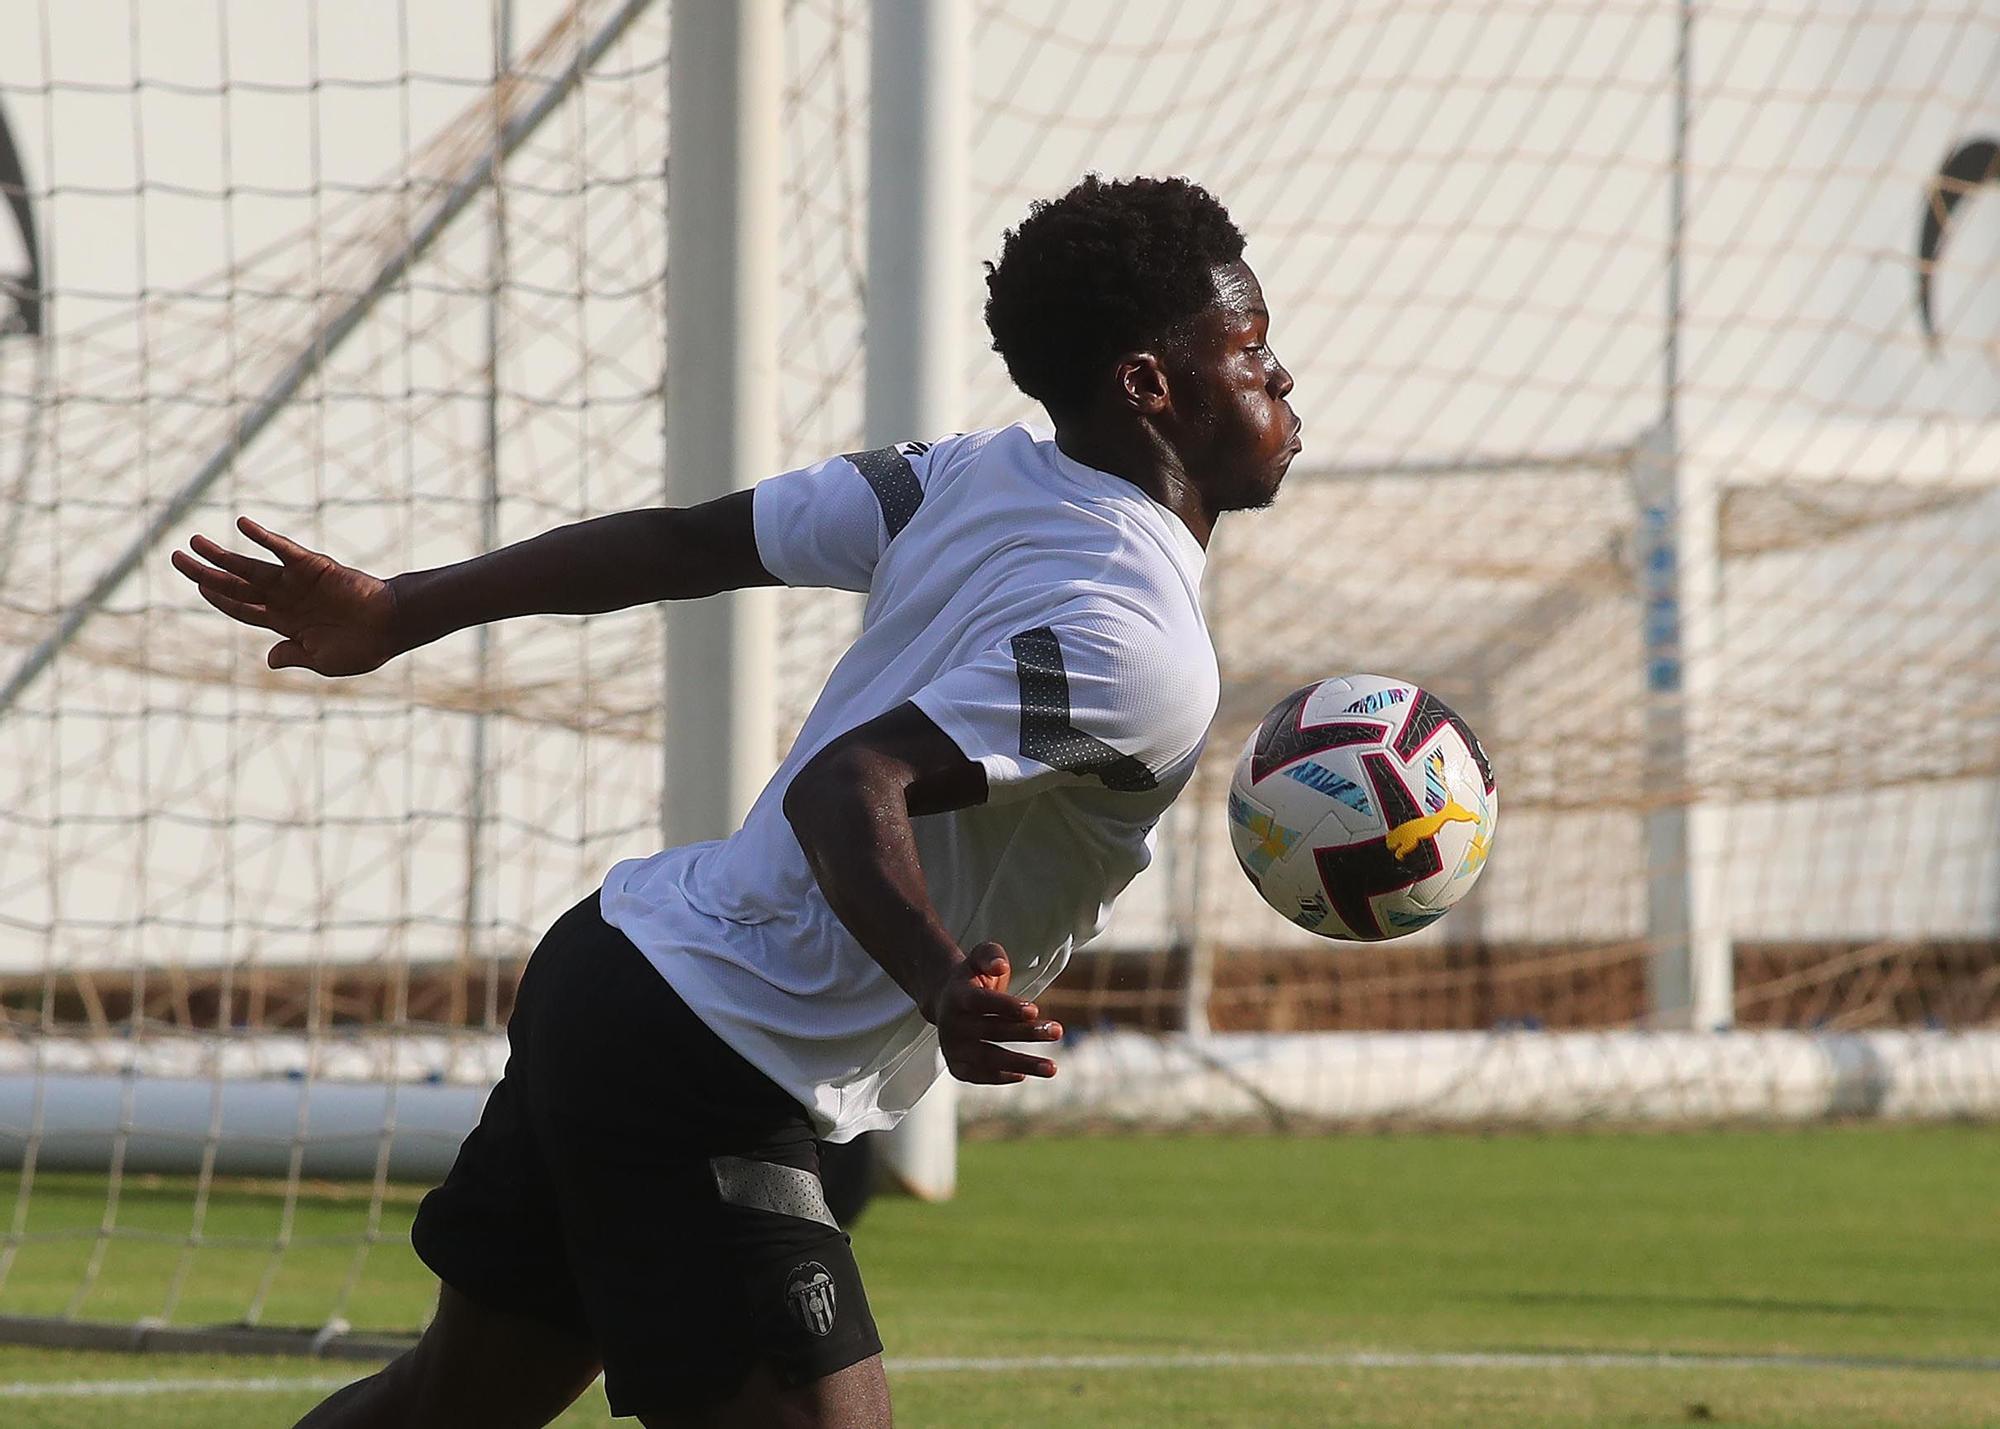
[1385,800,1479,860]
[1459,829,1492,877]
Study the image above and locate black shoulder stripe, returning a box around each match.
[1011,627,1158,793]
[841,445,923,539]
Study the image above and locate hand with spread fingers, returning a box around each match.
[927,942,1062,1085]
[171,517,399,677]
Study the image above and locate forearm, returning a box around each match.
[785,756,963,1021]
[387,494,772,654]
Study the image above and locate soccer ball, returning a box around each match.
[1226,674,1497,941]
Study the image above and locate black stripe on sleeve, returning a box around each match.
[1010,627,1158,793]
[841,445,924,538]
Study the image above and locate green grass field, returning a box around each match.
[1,1125,1995,1426]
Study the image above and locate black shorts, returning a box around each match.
[411,892,881,1417]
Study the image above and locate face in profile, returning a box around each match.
[1166,260,1301,513]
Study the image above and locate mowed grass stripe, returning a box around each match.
[892,1348,2000,1375]
[13,1344,2000,1400]
[1,1375,359,1399]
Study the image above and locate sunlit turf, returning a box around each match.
[2,1124,1995,1426]
[4,1350,1999,1429]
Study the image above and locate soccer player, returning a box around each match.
[172,174,1298,1428]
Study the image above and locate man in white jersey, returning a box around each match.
[172,174,1299,1427]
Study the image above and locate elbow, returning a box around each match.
[783,743,902,846]
[783,746,855,846]
[781,760,823,841]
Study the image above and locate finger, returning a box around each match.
[171,549,268,604]
[188,534,284,586]
[944,1050,1030,1086]
[950,986,1039,1021]
[194,585,279,632]
[967,1044,1058,1080]
[959,1016,1063,1043]
[237,516,318,566]
[267,639,310,671]
[970,971,1012,999]
[948,1040,1058,1080]
[948,1066,1027,1086]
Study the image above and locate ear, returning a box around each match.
[1113,352,1171,416]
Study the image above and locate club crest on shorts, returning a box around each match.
[786,1261,837,1337]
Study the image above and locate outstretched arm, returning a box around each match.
[783,702,1063,1085]
[170,491,776,677]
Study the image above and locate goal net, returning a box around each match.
[0,0,1994,1342]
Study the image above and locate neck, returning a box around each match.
[1052,422,1214,547]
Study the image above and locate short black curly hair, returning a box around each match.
[984,175,1246,420]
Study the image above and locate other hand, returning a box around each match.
[170,517,399,677]
[927,942,1062,1085]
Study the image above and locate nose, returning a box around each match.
[1270,359,1294,401]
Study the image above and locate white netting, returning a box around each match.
[0,0,1994,1337]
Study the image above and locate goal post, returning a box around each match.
[661,0,784,848]
[864,0,969,1203]
[1633,0,1735,1034]
[1632,418,1734,1032]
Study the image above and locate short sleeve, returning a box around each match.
[752,441,932,592]
[909,618,1213,805]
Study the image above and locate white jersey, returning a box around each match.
[599,423,1218,1141]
